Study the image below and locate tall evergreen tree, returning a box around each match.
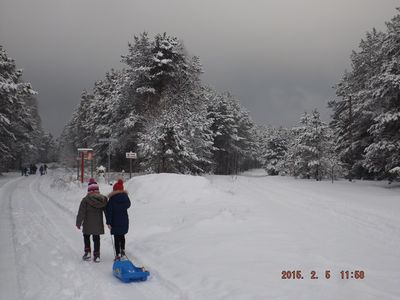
[331,8,400,180]
[207,90,256,174]
[261,126,290,175]
[363,12,400,179]
[0,45,40,170]
[137,43,213,174]
[329,28,385,180]
[285,110,330,180]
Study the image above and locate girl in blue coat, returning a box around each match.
[106,179,131,260]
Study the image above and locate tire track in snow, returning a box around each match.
[18,177,102,299]
[33,175,184,300]
[3,176,89,300]
[35,179,76,217]
[4,175,129,300]
[0,176,24,300]
[27,176,143,300]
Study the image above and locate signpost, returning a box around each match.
[98,138,117,184]
[125,152,137,178]
[77,148,93,183]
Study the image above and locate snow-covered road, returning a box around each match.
[1,169,400,299]
[0,173,181,300]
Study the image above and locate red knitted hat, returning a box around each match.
[113,179,124,191]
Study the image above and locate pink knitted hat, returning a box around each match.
[88,178,99,192]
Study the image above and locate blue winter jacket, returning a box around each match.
[106,190,131,235]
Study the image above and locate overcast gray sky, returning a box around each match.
[0,0,398,136]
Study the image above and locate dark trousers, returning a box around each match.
[83,234,100,254]
[114,235,125,255]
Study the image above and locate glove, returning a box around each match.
[76,225,81,230]
[107,224,112,230]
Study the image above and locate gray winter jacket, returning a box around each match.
[76,192,108,235]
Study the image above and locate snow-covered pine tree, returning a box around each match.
[149,33,186,96]
[90,69,130,168]
[254,125,269,167]
[285,110,330,180]
[283,127,301,177]
[13,95,45,165]
[38,132,58,163]
[324,127,343,182]
[59,90,95,165]
[330,28,385,180]
[60,68,133,169]
[207,90,256,174]
[121,32,155,114]
[363,11,400,180]
[74,90,95,147]
[138,45,214,174]
[139,107,214,174]
[261,126,290,175]
[235,108,258,172]
[0,45,39,171]
[138,107,190,173]
[330,9,400,181]
[123,32,189,109]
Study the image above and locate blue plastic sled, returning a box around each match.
[112,259,150,282]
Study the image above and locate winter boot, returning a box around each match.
[93,252,100,263]
[120,249,126,258]
[82,248,91,261]
[114,254,121,261]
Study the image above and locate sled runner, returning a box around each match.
[112,258,150,282]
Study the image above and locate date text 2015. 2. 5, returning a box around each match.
[281,270,365,280]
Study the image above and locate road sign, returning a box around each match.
[126,152,137,178]
[126,152,137,159]
[77,148,93,152]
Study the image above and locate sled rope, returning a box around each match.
[110,233,117,257]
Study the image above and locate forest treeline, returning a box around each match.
[2,9,400,180]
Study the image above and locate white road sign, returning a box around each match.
[126,152,137,159]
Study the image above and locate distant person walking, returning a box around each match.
[76,178,108,262]
[30,164,37,174]
[106,179,131,261]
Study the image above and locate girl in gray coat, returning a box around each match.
[76,178,108,262]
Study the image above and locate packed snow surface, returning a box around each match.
[1,169,400,299]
